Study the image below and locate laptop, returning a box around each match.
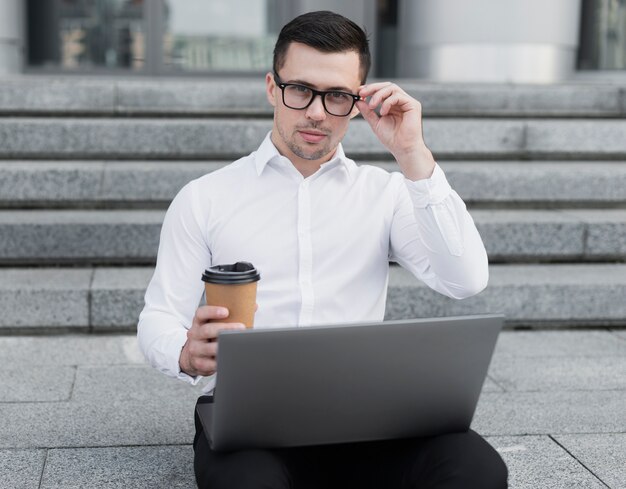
[196,314,503,452]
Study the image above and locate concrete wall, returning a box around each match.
[398,0,583,82]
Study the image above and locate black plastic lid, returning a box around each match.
[201,262,261,285]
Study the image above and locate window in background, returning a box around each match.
[27,0,145,71]
[578,0,626,70]
[162,0,279,73]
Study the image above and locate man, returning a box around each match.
[138,10,508,489]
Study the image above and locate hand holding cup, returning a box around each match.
[179,305,246,377]
[179,262,261,377]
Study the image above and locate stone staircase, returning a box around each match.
[1,76,625,332]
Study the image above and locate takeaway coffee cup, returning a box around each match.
[201,262,261,328]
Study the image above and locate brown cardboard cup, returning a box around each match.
[202,262,261,328]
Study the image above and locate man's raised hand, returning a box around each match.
[357,82,436,181]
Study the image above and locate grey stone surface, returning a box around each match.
[0,334,145,367]
[473,210,584,261]
[40,445,195,489]
[0,449,46,489]
[0,366,75,402]
[0,268,91,330]
[488,355,626,392]
[116,79,268,115]
[438,161,626,205]
[563,209,626,258]
[0,78,116,113]
[473,391,626,435]
[611,330,626,341]
[416,119,525,159]
[0,162,104,205]
[526,120,626,158]
[409,82,624,117]
[0,398,196,449]
[0,117,266,159]
[486,436,606,489]
[0,210,163,264]
[72,365,205,402]
[101,161,221,202]
[90,267,155,330]
[0,118,272,159]
[482,375,505,393]
[554,433,626,489]
[0,161,222,206]
[495,330,626,357]
[387,264,626,326]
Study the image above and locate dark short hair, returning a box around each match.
[273,10,371,84]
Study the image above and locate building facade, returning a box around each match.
[1,0,625,81]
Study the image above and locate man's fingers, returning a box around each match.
[379,94,407,116]
[189,321,246,341]
[186,335,218,358]
[366,85,395,110]
[188,355,217,377]
[356,100,379,128]
[359,81,393,97]
[185,322,245,376]
[360,83,416,117]
[195,305,229,322]
[187,323,241,359]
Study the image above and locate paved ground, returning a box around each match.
[0,330,624,489]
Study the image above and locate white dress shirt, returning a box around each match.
[138,133,488,393]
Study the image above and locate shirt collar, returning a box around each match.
[254,132,357,182]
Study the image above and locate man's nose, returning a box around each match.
[305,94,327,120]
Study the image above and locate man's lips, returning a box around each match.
[298,130,327,143]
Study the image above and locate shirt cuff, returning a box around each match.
[404,164,453,208]
[156,327,203,385]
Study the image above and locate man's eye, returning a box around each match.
[292,85,310,94]
[328,92,349,101]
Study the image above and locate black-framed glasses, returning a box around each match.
[274,73,361,117]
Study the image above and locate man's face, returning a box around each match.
[266,42,362,170]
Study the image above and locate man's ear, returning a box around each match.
[265,72,277,107]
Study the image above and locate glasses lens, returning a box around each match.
[283,85,313,109]
[324,92,355,116]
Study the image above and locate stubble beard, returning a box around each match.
[276,121,332,162]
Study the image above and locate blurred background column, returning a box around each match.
[0,0,25,75]
[398,0,582,82]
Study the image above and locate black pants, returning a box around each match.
[194,407,508,489]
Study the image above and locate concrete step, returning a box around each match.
[1,264,624,332]
[2,161,626,209]
[1,118,626,160]
[1,77,625,117]
[0,209,624,265]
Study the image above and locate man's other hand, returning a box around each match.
[179,306,246,377]
[356,82,436,181]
